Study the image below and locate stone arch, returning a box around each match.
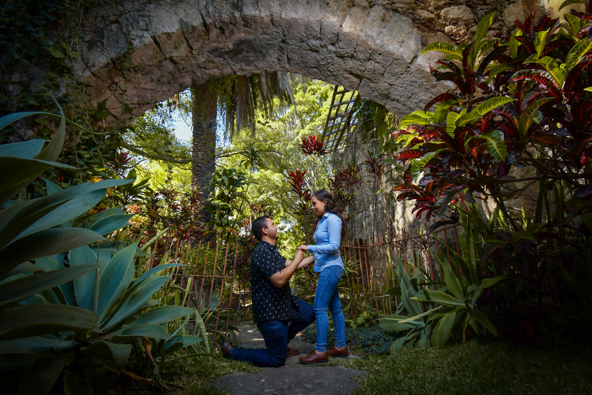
[79,0,450,121]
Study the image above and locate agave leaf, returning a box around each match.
[97,243,138,319]
[82,341,132,370]
[414,289,464,307]
[1,228,105,277]
[431,309,458,347]
[0,263,97,308]
[0,140,46,159]
[421,42,462,57]
[14,189,106,242]
[127,306,195,328]
[101,276,170,332]
[88,214,134,236]
[469,309,498,336]
[69,246,99,310]
[112,324,170,341]
[0,336,77,354]
[0,304,97,341]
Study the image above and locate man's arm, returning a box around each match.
[269,249,304,288]
[285,255,314,270]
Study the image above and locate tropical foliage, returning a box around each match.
[380,4,592,346]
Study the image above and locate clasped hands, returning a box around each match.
[294,244,313,270]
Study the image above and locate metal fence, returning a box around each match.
[153,224,462,341]
[340,225,461,319]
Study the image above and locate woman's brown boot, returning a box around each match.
[299,350,328,364]
[327,346,349,358]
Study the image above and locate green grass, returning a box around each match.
[330,341,592,395]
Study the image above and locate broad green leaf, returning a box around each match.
[1,228,105,277]
[0,157,76,207]
[473,11,496,45]
[133,263,184,285]
[431,309,457,347]
[0,111,58,131]
[566,37,592,71]
[0,140,46,158]
[511,230,537,243]
[534,30,549,58]
[560,0,585,11]
[34,98,65,162]
[469,309,498,336]
[457,97,514,126]
[510,30,522,59]
[88,214,134,235]
[0,304,97,341]
[414,289,464,307]
[112,324,170,340]
[564,13,582,37]
[127,306,195,327]
[14,189,106,241]
[410,150,443,182]
[0,336,77,354]
[0,179,132,241]
[102,276,170,331]
[398,113,433,128]
[479,130,507,161]
[69,246,99,310]
[0,262,41,282]
[480,275,509,290]
[421,42,462,57]
[441,259,465,300]
[398,305,444,323]
[42,178,63,195]
[97,243,138,318]
[526,56,567,86]
[584,86,592,92]
[163,335,202,353]
[82,341,132,370]
[379,316,418,332]
[446,111,461,137]
[0,263,97,308]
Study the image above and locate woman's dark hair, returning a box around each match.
[313,189,346,237]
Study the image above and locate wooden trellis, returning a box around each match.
[321,85,360,152]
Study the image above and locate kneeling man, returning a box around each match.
[222,216,315,367]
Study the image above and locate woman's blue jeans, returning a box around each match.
[314,265,346,352]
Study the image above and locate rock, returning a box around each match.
[503,0,527,28]
[415,10,438,24]
[441,5,475,25]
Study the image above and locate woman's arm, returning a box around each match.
[307,215,341,254]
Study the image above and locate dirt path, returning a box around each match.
[212,325,366,395]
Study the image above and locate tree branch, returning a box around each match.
[120,142,191,164]
[121,142,283,163]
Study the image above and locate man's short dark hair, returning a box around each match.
[252,216,271,241]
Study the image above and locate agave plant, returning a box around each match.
[0,108,201,393]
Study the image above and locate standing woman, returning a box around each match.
[298,189,348,363]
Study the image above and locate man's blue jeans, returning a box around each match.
[314,265,346,352]
[230,297,315,367]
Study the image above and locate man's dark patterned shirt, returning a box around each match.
[251,241,299,324]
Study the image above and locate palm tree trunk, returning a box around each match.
[191,83,217,224]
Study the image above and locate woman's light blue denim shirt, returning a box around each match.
[308,212,343,272]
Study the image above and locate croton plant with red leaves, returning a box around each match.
[300,135,328,155]
[391,7,592,225]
